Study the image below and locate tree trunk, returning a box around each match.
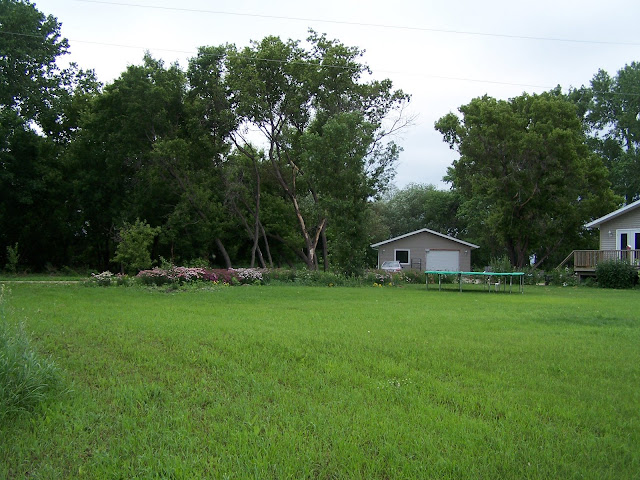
[215,237,232,269]
[321,225,329,271]
[259,222,274,268]
[268,142,325,270]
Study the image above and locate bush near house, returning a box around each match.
[595,260,638,289]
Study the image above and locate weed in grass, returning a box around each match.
[0,285,64,421]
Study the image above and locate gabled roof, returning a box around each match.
[370,228,480,249]
[585,198,640,228]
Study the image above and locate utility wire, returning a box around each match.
[71,0,640,47]
[2,30,639,96]
[0,30,558,89]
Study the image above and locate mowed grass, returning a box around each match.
[1,283,639,479]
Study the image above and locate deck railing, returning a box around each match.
[571,250,640,271]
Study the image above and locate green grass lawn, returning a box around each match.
[1,283,639,479]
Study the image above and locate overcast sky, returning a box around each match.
[44,0,640,189]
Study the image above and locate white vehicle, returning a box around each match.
[380,261,402,272]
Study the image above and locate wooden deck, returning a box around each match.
[560,250,640,278]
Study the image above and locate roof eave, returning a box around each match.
[585,198,640,229]
[370,228,480,249]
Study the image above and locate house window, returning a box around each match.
[617,229,640,249]
[395,249,410,265]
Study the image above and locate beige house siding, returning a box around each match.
[375,231,474,271]
[598,208,640,249]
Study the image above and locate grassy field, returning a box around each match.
[1,283,639,479]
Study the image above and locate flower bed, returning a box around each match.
[135,267,265,286]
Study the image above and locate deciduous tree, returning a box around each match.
[571,63,640,203]
[436,91,618,268]
[225,32,409,271]
[0,0,99,268]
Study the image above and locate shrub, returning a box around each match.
[5,243,19,274]
[112,219,161,274]
[520,266,545,285]
[184,258,210,269]
[264,269,297,283]
[547,267,577,287]
[232,268,266,285]
[596,260,638,289]
[136,267,208,286]
[89,271,113,286]
[263,269,363,287]
[401,270,426,284]
[487,255,513,273]
[134,267,266,287]
[363,270,425,287]
[0,285,63,420]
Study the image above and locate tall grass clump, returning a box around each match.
[0,284,63,420]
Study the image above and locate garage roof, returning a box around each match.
[370,228,480,249]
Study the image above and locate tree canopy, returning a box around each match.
[2,0,410,273]
[2,0,638,274]
[373,184,461,239]
[225,32,409,273]
[435,91,618,268]
[0,0,99,269]
[570,62,640,203]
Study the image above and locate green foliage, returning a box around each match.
[488,255,513,273]
[0,0,67,120]
[5,242,19,273]
[596,260,638,289]
[0,285,63,420]
[572,62,640,203]
[260,268,424,287]
[0,1,100,272]
[519,266,546,286]
[436,91,618,268]
[262,268,298,283]
[548,267,578,287]
[226,32,409,273]
[375,183,462,240]
[88,271,114,286]
[183,257,210,269]
[112,219,161,274]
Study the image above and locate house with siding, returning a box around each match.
[371,228,479,272]
[564,198,640,279]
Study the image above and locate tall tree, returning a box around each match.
[70,54,236,269]
[435,91,618,268]
[0,0,99,269]
[0,0,68,120]
[225,32,409,271]
[571,63,640,203]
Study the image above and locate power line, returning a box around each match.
[2,30,639,96]
[71,0,640,47]
[0,30,555,89]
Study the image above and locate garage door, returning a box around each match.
[427,250,459,271]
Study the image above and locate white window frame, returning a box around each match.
[616,229,640,250]
[394,249,410,266]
